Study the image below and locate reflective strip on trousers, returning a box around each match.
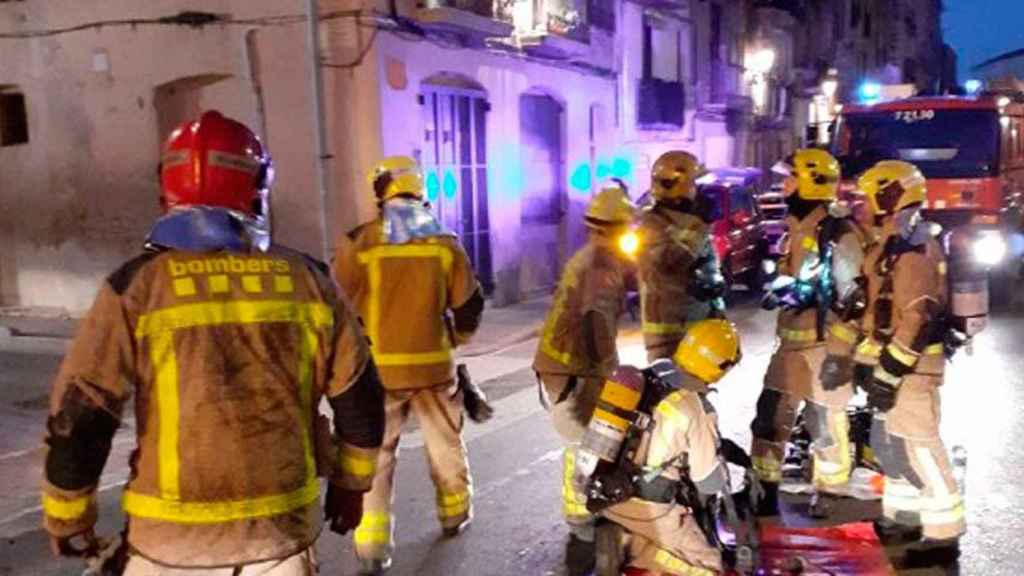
[653,550,716,576]
[357,244,454,367]
[354,511,393,547]
[134,300,326,521]
[812,412,852,487]
[42,493,93,520]
[829,323,859,344]
[752,454,782,483]
[437,489,472,520]
[779,328,818,343]
[562,449,590,521]
[886,341,919,368]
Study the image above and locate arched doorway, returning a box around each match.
[420,73,493,293]
[519,90,566,293]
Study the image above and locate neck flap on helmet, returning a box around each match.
[381,198,454,244]
[147,206,267,253]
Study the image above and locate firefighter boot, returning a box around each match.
[566,533,597,576]
[809,491,844,519]
[903,538,961,568]
[442,517,472,538]
[358,557,392,575]
[754,482,781,517]
[594,521,625,576]
[872,518,922,545]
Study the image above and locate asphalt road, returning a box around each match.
[1,299,1022,575]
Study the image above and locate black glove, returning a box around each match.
[720,438,752,469]
[456,364,494,423]
[324,483,364,535]
[866,369,902,413]
[820,355,852,391]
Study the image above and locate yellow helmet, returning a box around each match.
[672,319,741,384]
[857,160,927,216]
[776,149,840,201]
[585,184,636,229]
[368,155,425,201]
[651,151,706,201]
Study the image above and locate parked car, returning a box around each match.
[696,168,768,291]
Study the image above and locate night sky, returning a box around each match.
[944,0,1024,81]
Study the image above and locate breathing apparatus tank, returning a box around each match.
[944,227,992,338]
[574,366,647,486]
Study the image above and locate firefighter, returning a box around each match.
[334,156,484,574]
[750,149,869,517]
[590,319,741,576]
[637,150,726,362]
[533,183,637,576]
[854,161,964,566]
[41,111,385,575]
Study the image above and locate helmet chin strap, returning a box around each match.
[785,194,822,220]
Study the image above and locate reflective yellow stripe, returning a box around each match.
[924,343,944,356]
[437,490,471,518]
[642,321,688,335]
[593,407,630,431]
[562,449,590,519]
[373,349,452,367]
[139,300,329,504]
[829,323,859,344]
[354,511,392,546]
[358,244,452,367]
[42,494,93,520]
[136,300,333,337]
[801,235,819,252]
[339,448,377,479]
[779,328,818,342]
[937,261,947,276]
[152,331,180,500]
[886,342,919,367]
[813,412,851,487]
[649,395,689,466]
[123,477,320,524]
[654,549,715,576]
[297,326,318,481]
[752,455,782,483]
[856,339,882,358]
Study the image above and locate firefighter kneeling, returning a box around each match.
[573,320,742,576]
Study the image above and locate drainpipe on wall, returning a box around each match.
[306,0,333,261]
[244,29,274,235]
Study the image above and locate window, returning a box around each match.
[643,15,680,82]
[0,91,28,146]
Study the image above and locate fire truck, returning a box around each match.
[832,94,1024,302]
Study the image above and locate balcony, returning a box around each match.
[414,0,514,38]
[637,78,686,129]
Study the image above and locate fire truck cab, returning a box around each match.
[833,94,1024,302]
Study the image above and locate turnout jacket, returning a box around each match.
[533,240,628,379]
[334,219,483,390]
[636,204,713,348]
[776,205,866,350]
[42,226,384,567]
[854,221,948,377]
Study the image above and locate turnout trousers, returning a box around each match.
[871,374,965,541]
[605,500,722,575]
[124,548,317,576]
[352,382,471,561]
[538,372,604,539]
[750,344,855,490]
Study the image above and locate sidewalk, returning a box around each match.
[0,296,551,352]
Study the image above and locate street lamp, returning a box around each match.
[748,48,776,76]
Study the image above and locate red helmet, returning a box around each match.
[159,111,272,216]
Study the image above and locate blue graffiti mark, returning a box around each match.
[426,171,440,202]
[443,170,458,199]
[570,164,592,192]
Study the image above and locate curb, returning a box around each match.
[0,325,10,341]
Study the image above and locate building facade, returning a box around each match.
[0,0,947,313]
